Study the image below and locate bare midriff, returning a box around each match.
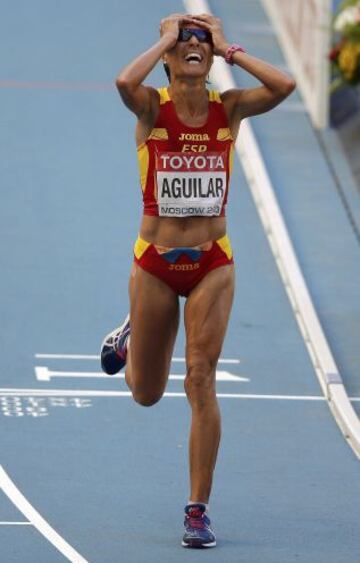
[139,215,227,247]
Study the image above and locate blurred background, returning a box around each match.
[263,0,360,186]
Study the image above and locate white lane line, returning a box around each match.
[0,466,88,563]
[34,366,248,383]
[35,354,100,360]
[0,521,33,525]
[2,388,359,401]
[34,354,240,364]
[2,389,359,401]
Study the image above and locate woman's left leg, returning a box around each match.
[184,264,235,503]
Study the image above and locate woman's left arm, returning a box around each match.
[218,49,296,119]
[192,14,296,119]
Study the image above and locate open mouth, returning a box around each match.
[184,52,203,65]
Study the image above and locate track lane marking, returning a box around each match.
[2,388,360,401]
[0,466,88,562]
[34,354,240,363]
[34,366,248,382]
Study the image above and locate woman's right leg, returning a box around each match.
[125,263,180,406]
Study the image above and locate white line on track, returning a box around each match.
[0,466,88,562]
[34,366,248,382]
[34,354,240,363]
[2,388,360,401]
[35,354,100,360]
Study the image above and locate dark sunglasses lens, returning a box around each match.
[178,29,191,41]
[178,28,212,43]
[194,29,209,42]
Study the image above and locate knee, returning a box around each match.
[132,388,162,407]
[184,355,217,406]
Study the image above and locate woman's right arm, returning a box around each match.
[115,14,192,118]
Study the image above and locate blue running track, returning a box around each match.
[1,1,359,561]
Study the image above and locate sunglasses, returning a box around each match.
[178,28,212,44]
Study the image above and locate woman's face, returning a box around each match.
[164,24,213,81]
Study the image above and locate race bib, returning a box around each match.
[155,151,227,217]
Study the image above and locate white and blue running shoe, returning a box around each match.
[100,314,130,375]
[182,504,216,548]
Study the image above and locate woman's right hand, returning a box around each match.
[159,13,194,48]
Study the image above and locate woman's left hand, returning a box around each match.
[189,13,229,56]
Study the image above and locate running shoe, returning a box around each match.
[100,314,130,375]
[182,503,216,548]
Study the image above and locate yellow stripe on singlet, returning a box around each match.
[148,128,169,140]
[216,234,233,260]
[229,144,235,174]
[208,90,221,103]
[137,144,150,192]
[157,87,171,105]
[158,87,221,105]
[217,127,233,141]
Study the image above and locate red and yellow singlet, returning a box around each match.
[137,87,234,218]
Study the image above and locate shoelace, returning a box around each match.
[106,327,128,352]
[106,333,120,351]
[187,516,207,529]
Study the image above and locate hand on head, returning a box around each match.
[159,14,197,48]
[186,14,227,56]
[160,13,227,56]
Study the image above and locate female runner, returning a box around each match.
[101,12,295,548]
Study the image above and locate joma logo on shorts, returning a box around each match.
[179,133,210,141]
[169,263,200,271]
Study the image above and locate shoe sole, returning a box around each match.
[182,540,216,548]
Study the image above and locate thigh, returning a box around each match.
[128,262,180,394]
[184,265,235,368]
